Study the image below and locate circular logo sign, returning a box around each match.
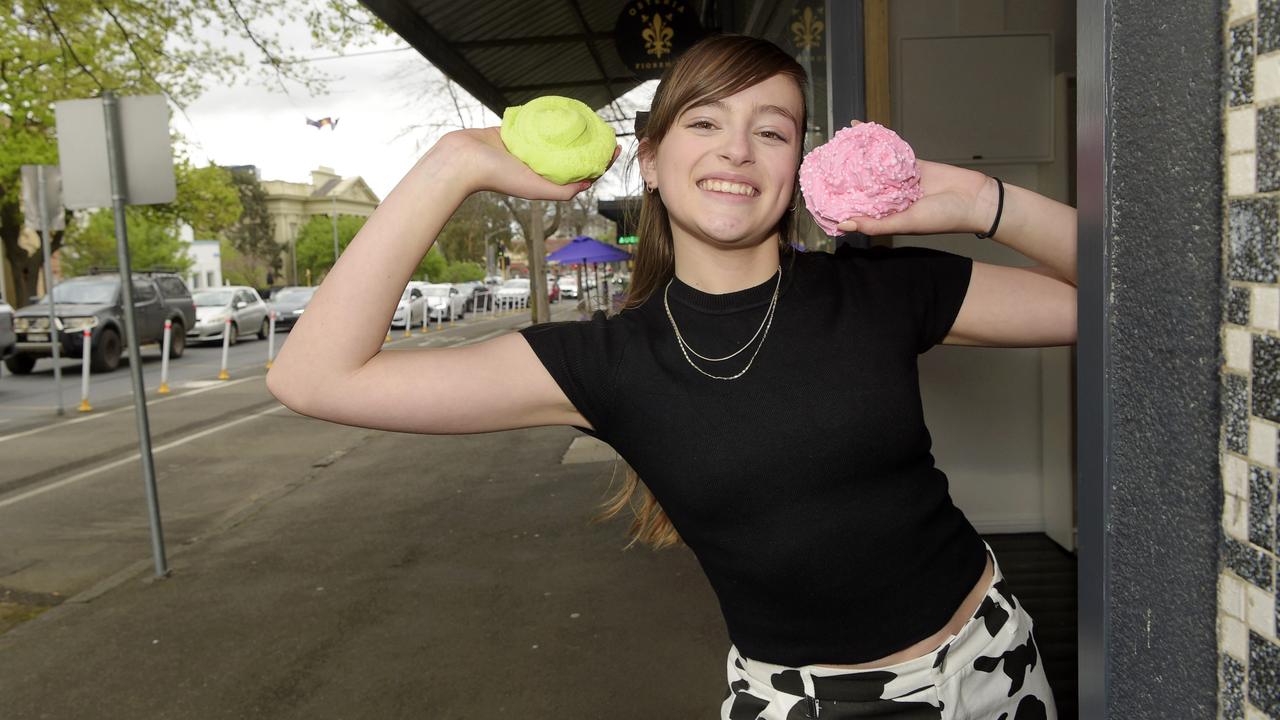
[615,0,707,80]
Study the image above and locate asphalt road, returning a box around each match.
[0,299,731,718]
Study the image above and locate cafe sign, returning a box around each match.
[614,0,707,80]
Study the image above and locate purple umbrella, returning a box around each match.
[545,235,632,264]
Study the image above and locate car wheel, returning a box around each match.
[228,322,239,346]
[258,317,269,340]
[91,328,122,372]
[4,354,35,375]
[169,322,186,359]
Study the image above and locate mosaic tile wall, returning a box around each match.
[1224,1,1280,717]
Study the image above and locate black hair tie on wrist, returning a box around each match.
[975,176,1004,239]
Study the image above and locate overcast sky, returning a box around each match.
[171,17,652,203]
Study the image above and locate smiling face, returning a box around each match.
[639,73,804,255]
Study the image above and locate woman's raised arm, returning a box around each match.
[265,129,617,433]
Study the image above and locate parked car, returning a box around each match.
[0,297,15,378]
[557,276,580,299]
[7,272,196,374]
[391,284,427,329]
[421,283,468,320]
[188,286,270,346]
[495,278,531,305]
[267,286,317,331]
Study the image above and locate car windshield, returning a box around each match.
[502,279,529,288]
[423,287,451,297]
[274,288,315,303]
[193,290,234,307]
[47,280,117,305]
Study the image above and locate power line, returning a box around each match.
[263,46,416,65]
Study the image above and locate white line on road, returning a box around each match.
[0,404,288,510]
[0,375,262,445]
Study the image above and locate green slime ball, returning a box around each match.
[500,96,616,185]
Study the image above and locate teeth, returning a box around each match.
[698,179,757,196]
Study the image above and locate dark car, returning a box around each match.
[267,286,317,331]
[6,272,197,374]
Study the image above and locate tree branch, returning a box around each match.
[226,0,292,96]
[94,0,188,114]
[37,0,104,90]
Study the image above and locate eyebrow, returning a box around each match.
[687,99,800,134]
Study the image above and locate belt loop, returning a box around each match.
[801,668,819,718]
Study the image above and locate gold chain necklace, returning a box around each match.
[662,265,781,381]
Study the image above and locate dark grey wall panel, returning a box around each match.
[1084,0,1223,716]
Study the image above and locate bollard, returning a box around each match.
[403,309,413,337]
[218,316,231,380]
[448,301,454,326]
[157,319,172,394]
[265,311,276,369]
[78,328,93,412]
[420,303,430,335]
[385,329,392,342]
[435,304,442,331]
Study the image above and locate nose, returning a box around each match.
[717,125,754,165]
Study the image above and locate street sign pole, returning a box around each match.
[102,91,168,578]
[36,166,65,415]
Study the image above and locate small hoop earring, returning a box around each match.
[787,200,797,212]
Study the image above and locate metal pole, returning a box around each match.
[103,91,168,578]
[331,195,339,268]
[36,165,65,416]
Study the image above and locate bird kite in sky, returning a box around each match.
[306,117,340,130]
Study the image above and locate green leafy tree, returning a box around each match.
[224,167,278,284]
[61,208,193,278]
[416,245,447,283]
[442,260,485,283]
[295,214,367,281]
[144,155,243,238]
[0,0,390,306]
[435,191,514,265]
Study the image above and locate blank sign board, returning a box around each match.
[54,95,176,209]
[898,34,1054,164]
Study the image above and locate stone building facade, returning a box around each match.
[261,166,380,285]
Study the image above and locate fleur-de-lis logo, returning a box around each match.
[791,7,823,50]
[643,13,674,58]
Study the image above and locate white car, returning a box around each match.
[392,284,426,328]
[495,278,530,304]
[189,286,269,345]
[420,283,468,320]
[556,276,580,299]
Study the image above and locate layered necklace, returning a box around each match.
[662,264,782,381]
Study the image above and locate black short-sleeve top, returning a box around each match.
[518,244,985,667]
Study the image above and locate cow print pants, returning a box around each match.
[721,542,1057,719]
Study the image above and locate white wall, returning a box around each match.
[185,239,223,290]
[889,0,1076,545]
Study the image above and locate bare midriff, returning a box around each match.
[812,552,995,670]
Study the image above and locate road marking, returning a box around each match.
[0,375,262,444]
[0,404,287,510]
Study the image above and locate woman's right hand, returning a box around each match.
[441,127,621,201]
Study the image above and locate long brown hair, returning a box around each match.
[593,34,809,551]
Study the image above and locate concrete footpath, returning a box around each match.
[0,420,731,719]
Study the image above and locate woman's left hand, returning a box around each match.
[833,122,998,237]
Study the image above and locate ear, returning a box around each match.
[637,138,657,188]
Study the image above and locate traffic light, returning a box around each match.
[618,235,638,245]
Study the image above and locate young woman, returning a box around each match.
[267,34,1075,720]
